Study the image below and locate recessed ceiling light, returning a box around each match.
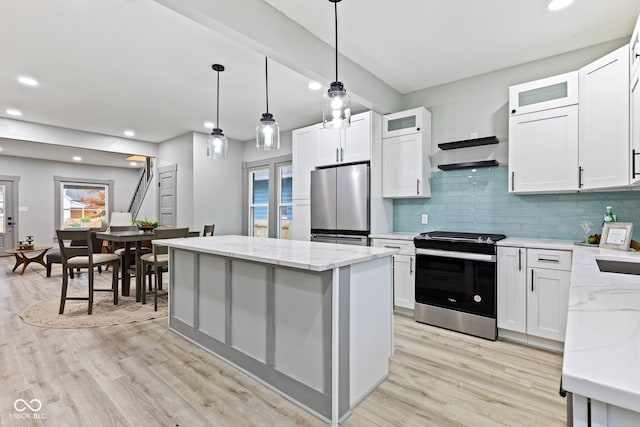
[6,108,22,116]
[124,130,135,137]
[308,81,322,91]
[547,0,574,11]
[129,162,138,167]
[204,121,215,129]
[73,156,82,161]
[18,76,38,87]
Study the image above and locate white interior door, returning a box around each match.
[158,165,177,227]
[0,180,16,256]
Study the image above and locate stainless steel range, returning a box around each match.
[413,231,506,340]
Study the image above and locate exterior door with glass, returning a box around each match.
[0,179,16,256]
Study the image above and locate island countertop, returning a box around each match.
[154,235,397,272]
[562,245,640,413]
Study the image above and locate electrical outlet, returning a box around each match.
[421,214,429,224]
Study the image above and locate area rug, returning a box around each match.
[19,290,168,329]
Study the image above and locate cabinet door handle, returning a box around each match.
[336,148,339,162]
[578,166,583,188]
[416,179,420,195]
[340,147,344,162]
[633,150,640,179]
[511,171,515,191]
[410,257,413,274]
[531,270,534,292]
[518,249,522,271]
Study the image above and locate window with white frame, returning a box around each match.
[243,156,293,239]
[54,177,113,230]
[248,168,270,237]
[277,164,293,239]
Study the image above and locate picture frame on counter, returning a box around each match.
[600,222,634,251]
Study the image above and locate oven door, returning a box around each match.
[415,248,497,318]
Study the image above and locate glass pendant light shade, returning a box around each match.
[256,113,280,150]
[207,128,228,159]
[323,81,351,129]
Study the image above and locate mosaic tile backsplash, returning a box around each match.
[393,167,640,240]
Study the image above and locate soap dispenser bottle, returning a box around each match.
[603,206,615,225]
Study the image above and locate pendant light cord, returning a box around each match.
[265,57,269,114]
[334,1,338,82]
[216,69,220,128]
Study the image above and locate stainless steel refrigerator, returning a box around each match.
[310,163,370,246]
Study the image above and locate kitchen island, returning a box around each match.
[155,235,396,426]
[562,245,640,426]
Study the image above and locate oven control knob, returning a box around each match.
[476,236,484,243]
[486,237,493,244]
[473,295,482,303]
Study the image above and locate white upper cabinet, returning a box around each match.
[631,14,640,78]
[292,124,317,200]
[382,133,431,198]
[632,67,640,184]
[382,107,427,138]
[579,44,630,189]
[631,15,640,185]
[382,107,432,198]
[509,105,579,193]
[315,111,371,167]
[509,71,578,116]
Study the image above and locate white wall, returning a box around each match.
[192,133,243,235]
[402,37,628,169]
[0,156,140,245]
[158,133,194,228]
[242,129,293,163]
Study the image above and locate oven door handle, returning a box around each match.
[416,248,496,262]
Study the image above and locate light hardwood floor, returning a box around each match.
[0,257,566,426]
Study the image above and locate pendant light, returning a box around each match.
[256,57,280,150]
[323,0,351,129]
[207,64,228,160]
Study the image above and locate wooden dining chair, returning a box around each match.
[139,227,189,310]
[203,224,215,236]
[56,229,121,315]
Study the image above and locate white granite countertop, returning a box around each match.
[155,235,397,272]
[369,233,418,241]
[497,237,577,250]
[562,245,640,413]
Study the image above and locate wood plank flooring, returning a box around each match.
[0,257,566,426]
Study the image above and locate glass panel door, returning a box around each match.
[249,168,269,237]
[277,164,293,239]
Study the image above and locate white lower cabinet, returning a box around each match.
[291,199,310,241]
[497,246,572,351]
[497,247,527,333]
[527,267,571,342]
[371,238,415,311]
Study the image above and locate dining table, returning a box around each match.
[96,230,153,303]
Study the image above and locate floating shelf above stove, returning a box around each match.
[437,160,499,171]
[438,136,499,150]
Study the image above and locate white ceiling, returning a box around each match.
[1,0,639,160]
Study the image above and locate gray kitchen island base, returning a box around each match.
[164,240,394,425]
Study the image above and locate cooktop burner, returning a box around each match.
[415,231,506,244]
[414,231,506,254]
